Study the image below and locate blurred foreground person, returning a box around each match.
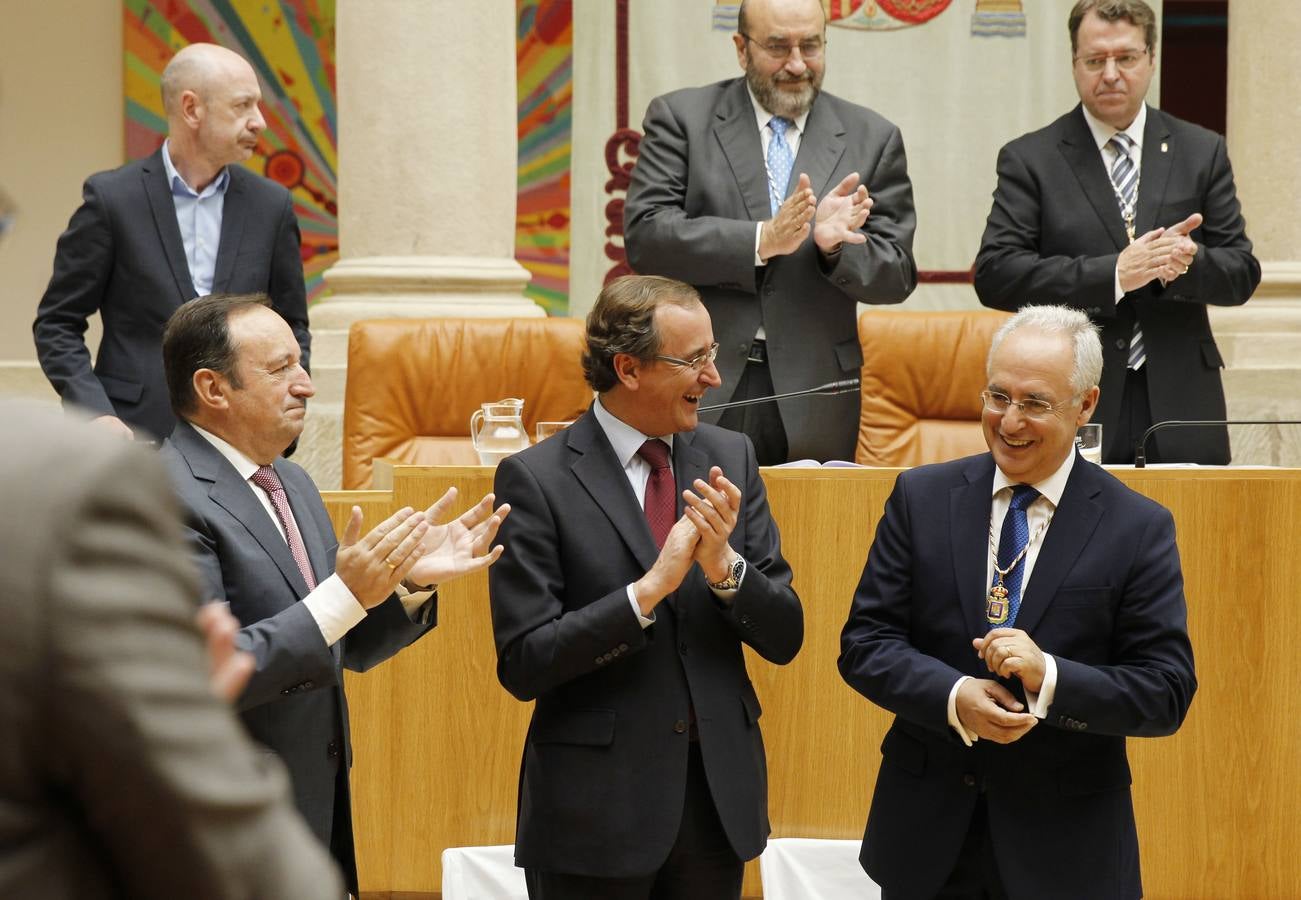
[0,401,343,899]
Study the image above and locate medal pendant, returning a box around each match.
[986,583,1009,625]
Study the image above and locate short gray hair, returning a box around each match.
[987,305,1103,394]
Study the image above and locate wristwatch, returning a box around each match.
[707,556,746,591]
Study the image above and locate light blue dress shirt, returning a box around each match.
[161,140,230,296]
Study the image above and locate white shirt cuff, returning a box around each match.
[1024,653,1057,718]
[754,222,766,266]
[1114,264,1125,302]
[395,582,437,621]
[948,675,978,747]
[626,584,655,628]
[302,573,367,647]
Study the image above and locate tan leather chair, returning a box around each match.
[856,309,1011,467]
[342,317,593,489]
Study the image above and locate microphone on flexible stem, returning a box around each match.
[697,378,861,414]
[1133,419,1301,467]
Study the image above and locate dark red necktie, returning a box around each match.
[637,439,675,549]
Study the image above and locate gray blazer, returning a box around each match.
[160,420,435,890]
[625,77,918,461]
[0,402,342,899]
[34,149,310,441]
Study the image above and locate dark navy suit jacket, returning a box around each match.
[839,452,1196,900]
[35,150,309,441]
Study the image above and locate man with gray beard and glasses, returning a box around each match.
[625,0,917,466]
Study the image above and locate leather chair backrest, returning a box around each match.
[342,317,592,488]
[856,309,1011,467]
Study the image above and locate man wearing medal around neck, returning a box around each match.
[839,305,1196,900]
[973,0,1258,466]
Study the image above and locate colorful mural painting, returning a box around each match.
[516,0,574,315]
[124,0,339,304]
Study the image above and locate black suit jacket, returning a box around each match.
[626,78,917,461]
[488,409,803,878]
[839,453,1196,899]
[34,149,310,441]
[160,421,434,890]
[975,104,1259,464]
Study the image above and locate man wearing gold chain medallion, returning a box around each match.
[839,305,1196,899]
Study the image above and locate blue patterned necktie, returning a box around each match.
[987,484,1040,629]
[1108,132,1146,369]
[766,116,795,216]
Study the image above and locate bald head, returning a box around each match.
[159,44,265,185]
[738,0,827,36]
[161,43,255,118]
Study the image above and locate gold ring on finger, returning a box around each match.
[385,559,397,570]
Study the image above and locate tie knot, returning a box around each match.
[1009,484,1040,511]
[250,465,284,494]
[769,116,792,138]
[637,439,672,470]
[1109,132,1135,156]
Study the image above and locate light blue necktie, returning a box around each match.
[987,484,1040,629]
[767,116,795,216]
[1108,133,1146,369]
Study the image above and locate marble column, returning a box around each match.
[300,2,542,487]
[1209,3,1301,465]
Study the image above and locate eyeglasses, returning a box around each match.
[654,342,719,373]
[980,390,1082,421]
[739,32,825,61]
[1074,48,1149,73]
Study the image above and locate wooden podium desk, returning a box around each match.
[321,464,1301,899]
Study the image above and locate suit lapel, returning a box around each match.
[1135,106,1173,236]
[791,97,847,199]
[567,412,661,575]
[173,423,314,598]
[141,150,198,300]
[211,168,247,293]
[713,79,775,222]
[1014,457,1103,635]
[1057,106,1130,252]
[950,456,997,638]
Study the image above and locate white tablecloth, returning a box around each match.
[759,838,881,900]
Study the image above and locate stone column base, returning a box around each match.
[314,255,543,325]
[1211,262,1301,467]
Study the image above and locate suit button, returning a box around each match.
[327,740,340,759]
[680,642,689,655]
[737,342,748,354]
[603,652,614,663]
[618,643,629,652]
[594,656,605,665]
[1115,338,1127,350]
[303,681,314,689]
[963,774,976,788]
[674,720,688,734]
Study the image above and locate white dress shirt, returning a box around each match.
[591,398,742,628]
[947,450,1077,745]
[1080,103,1148,303]
[189,426,433,647]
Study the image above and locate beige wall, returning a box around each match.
[0,0,121,372]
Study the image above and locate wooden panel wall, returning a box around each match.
[322,466,1301,899]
